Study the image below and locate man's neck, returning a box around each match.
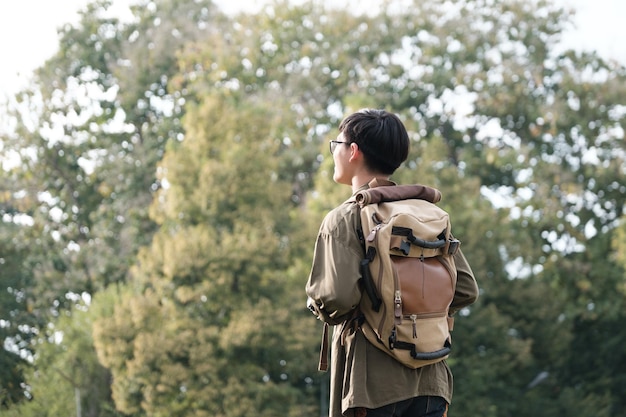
[351,173,391,193]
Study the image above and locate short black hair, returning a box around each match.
[338,109,409,175]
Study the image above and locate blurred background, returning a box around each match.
[1,0,625,99]
[1,0,625,416]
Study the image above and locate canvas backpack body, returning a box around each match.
[355,185,459,369]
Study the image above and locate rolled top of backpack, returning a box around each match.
[355,184,442,206]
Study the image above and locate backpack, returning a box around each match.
[354,184,460,369]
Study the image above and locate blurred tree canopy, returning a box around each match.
[0,0,624,416]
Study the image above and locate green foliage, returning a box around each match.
[91,93,320,415]
[1,0,625,415]
[0,224,29,407]
[614,216,626,276]
[1,297,118,416]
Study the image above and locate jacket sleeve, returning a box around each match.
[450,249,479,315]
[305,217,363,325]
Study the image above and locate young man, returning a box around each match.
[305,109,479,417]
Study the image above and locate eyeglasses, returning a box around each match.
[329,140,349,154]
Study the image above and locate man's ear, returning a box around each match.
[348,142,362,163]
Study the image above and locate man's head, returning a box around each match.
[337,109,409,175]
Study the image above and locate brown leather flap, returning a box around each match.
[393,256,454,315]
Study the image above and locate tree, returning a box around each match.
[92,92,319,416]
[1,294,117,417]
[0,223,30,407]
[0,0,225,406]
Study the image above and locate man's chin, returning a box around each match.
[333,177,349,186]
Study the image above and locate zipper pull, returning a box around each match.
[366,224,382,242]
[394,290,402,320]
[410,314,418,338]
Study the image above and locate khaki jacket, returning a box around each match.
[306,180,479,417]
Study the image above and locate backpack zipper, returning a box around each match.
[405,312,447,339]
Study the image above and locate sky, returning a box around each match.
[0,0,625,103]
